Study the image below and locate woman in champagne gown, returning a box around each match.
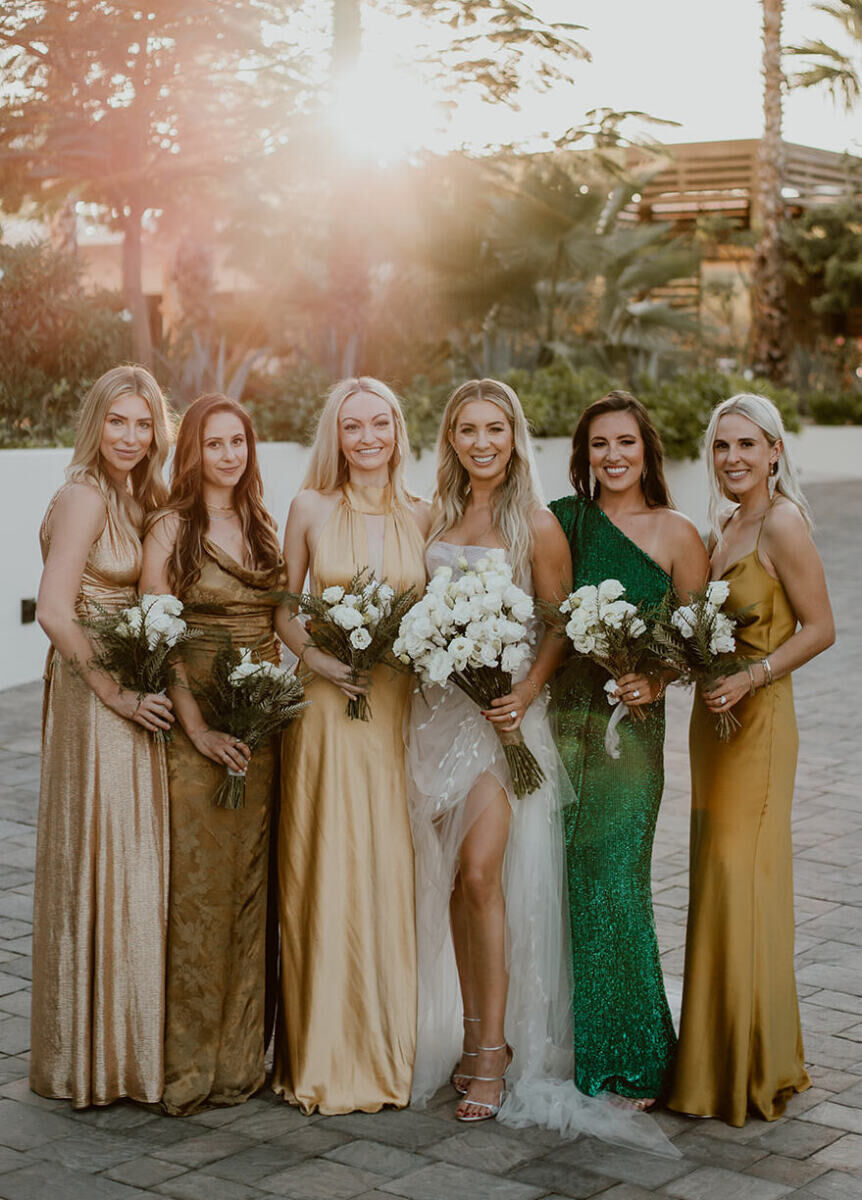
[141,394,289,1116]
[550,391,708,1106]
[669,394,834,1126]
[31,366,174,1107]
[273,377,429,1115]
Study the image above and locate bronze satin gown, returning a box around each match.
[161,541,283,1116]
[669,522,810,1126]
[30,484,169,1108]
[273,483,425,1114]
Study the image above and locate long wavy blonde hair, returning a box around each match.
[429,378,544,582]
[705,392,813,541]
[66,365,173,539]
[302,376,414,505]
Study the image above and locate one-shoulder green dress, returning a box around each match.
[549,495,676,1100]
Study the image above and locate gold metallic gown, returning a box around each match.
[273,483,425,1114]
[669,531,810,1126]
[161,540,284,1116]
[30,483,169,1108]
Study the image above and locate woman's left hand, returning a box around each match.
[702,671,749,713]
[484,680,537,732]
[613,672,662,708]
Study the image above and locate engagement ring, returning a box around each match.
[510,710,518,719]
[720,695,726,705]
[632,690,640,699]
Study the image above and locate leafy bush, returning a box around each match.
[242,363,332,445]
[807,391,862,425]
[0,238,132,445]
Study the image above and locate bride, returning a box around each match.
[406,378,675,1150]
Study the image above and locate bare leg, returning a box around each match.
[450,877,478,1088]
[455,778,512,1119]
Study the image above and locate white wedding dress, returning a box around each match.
[406,542,676,1155]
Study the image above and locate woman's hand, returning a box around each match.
[110,689,175,733]
[613,672,663,708]
[702,671,750,714]
[483,679,538,732]
[302,646,368,700]
[188,727,251,773]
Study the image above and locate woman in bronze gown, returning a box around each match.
[31,365,175,1107]
[272,377,430,1115]
[669,393,835,1126]
[140,394,291,1116]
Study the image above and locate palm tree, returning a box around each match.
[750,0,790,384]
[786,0,862,111]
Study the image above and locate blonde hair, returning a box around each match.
[429,378,544,583]
[705,392,812,541]
[302,376,414,505]
[66,364,173,540]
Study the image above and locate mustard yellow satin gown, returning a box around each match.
[273,483,425,1114]
[31,483,169,1107]
[162,542,283,1116]
[669,529,810,1126]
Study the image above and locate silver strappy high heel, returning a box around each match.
[455,1042,512,1122]
[450,1015,479,1095]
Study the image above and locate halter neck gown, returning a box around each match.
[273,482,426,1114]
[669,510,810,1125]
[31,483,169,1107]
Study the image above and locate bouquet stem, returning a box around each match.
[215,768,247,810]
[346,689,370,721]
[715,709,742,741]
[496,728,545,799]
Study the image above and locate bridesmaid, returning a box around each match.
[140,393,290,1116]
[669,393,834,1126]
[272,376,430,1114]
[550,390,708,1108]
[31,365,174,1107]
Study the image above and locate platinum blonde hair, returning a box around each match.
[705,392,812,541]
[302,376,414,505]
[429,378,544,583]
[67,364,173,539]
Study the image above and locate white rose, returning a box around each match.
[671,606,697,639]
[501,643,530,674]
[569,630,597,655]
[350,627,372,650]
[601,600,637,630]
[710,632,735,655]
[377,583,394,604]
[604,677,621,706]
[427,648,454,684]
[707,579,730,607]
[629,617,647,639]
[559,597,573,615]
[321,585,345,604]
[144,610,175,650]
[341,593,360,608]
[478,642,499,668]
[448,635,475,670]
[363,603,381,627]
[125,606,144,634]
[330,604,364,630]
[510,597,533,623]
[598,579,626,605]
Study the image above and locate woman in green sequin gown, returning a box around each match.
[550,392,708,1102]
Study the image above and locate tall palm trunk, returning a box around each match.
[750,0,789,383]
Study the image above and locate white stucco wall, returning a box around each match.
[3,426,861,690]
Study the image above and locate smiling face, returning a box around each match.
[713,412,779,500]
[448,398,514,486]
[201,410,248,492]
[588,410,645,495]
[98,392,154,482]
[338,390,397,477]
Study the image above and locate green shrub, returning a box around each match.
[0,238,132,446]
[807,391,862,425]
[242,363,332,445]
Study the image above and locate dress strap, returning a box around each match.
[755,496,776,552]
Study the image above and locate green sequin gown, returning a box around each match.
[549,495,676,1100]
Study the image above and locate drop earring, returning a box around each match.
[768,460,778,498]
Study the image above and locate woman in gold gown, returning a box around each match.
[272,377,429,1114]
[31,366,175,1107]
[669,393,835,1127]
[141,394,290,1116]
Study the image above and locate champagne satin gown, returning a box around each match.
[669,516,810,1126]
[161,540,284,1116]
[31,483,169,1108]
[273,483,425,1114]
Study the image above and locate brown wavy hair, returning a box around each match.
[164,394,281,597]
[569,390,672,509]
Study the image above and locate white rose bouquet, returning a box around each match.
[652,581,750,740]
[196,641,307,808]
[291,569,418,720]
[394,549,544,798]
[80,593,197,743]
[548,579,659,759]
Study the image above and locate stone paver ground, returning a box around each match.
[0,479,859,1200]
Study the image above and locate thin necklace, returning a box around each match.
[206,502,235,512]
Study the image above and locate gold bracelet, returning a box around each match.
[760,656,774,687]
[746,664,757,696]
[524,676,540,702]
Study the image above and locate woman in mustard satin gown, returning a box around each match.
[31,366,175,1107]
[141,394,290,1116]
[273,377,429,1114]
[669,393,835,1127]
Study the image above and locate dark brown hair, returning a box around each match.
[165,394,281,597]
[568,390,672,508]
